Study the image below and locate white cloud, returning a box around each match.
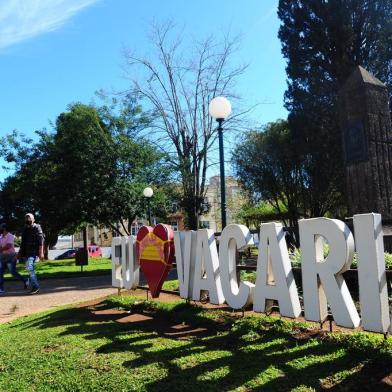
[0,0,99,49]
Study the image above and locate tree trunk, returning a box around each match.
[184,204,198,230]
[43,230,58,260]
[44,243,49,260]
[83,226,88,260]
[183,193,199,230]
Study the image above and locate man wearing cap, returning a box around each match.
[18,213,44,294]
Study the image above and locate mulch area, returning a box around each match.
[78,288,387,337]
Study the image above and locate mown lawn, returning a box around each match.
[4,257,111,280]
[0,295,391,391]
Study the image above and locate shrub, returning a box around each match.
[289,246,392,269]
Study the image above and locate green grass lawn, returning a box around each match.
[4,257,111,280]
[4,259,179,289]
[161,279,179,291]
[0,295,391,391]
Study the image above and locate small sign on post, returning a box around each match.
[75,248,88,272]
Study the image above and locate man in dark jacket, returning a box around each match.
[18,213,44,294]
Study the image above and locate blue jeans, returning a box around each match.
[0,253,26,290]
[26,256,39,288]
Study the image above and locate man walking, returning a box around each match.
[0,223,28,295]
[18,213,44,294]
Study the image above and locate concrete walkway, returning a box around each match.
[0,275,117,324]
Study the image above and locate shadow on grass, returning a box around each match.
[11,299,392,392]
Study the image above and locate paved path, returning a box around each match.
[0,275,117,324]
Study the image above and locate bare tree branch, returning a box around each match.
[122,22,249,229]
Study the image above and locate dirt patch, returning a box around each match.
[291,326,328,341]
[117,289,370,334]
[55,291,216,341]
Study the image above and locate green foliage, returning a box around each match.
[1,105,117,238]
[233,120,306,227]
[161,279,180,291]
[384,253,392,269]
[240,270,257,283]
[0,130,64,246]
[240,244,392,270]
[94,90,152,137]
[290,247,302,268]
[289,245,392,270]
[52,103,117,230]
[95,93,178,227]
[236,200,289,228]
[4,257,111,280]
[277,0,392,217]
[0,130,34,172]
[0,100,176,238]
[278,0,392,107]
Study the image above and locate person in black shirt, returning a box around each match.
[18,213,44,294]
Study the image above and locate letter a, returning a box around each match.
[254,222,301,318]
[192,229,224,304]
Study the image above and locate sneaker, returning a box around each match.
[30,286,40,295]
[24,279,29,290]
[0,289,5,295]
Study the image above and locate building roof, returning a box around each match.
[341,66,385,92]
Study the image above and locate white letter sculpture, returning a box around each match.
[253,222,301,318]
[299,218,360,328]
[112,236,124,288]
[354,213,390,333]
[174,231,197,299]
[219,224,254,309]
[111,236,139,289]
[192,229,225,304]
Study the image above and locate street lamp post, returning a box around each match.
[209,96,232,230]
[143,187,154,226]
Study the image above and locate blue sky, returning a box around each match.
[0,0,287,180]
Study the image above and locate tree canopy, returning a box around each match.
[232,119,346,229]
[0,102,175,248]
[277,0,392,214]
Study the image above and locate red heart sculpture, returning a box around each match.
[136,224,175,298]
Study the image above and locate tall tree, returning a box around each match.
[51,103,118,231]
[47,103,175,235]
[96,135,177,234]
[94,95,177,233]
[232,120,343,229]
[124,22,247,229]
[0,131,71,255]
[0,103,175,250]
[278,0,392,215]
